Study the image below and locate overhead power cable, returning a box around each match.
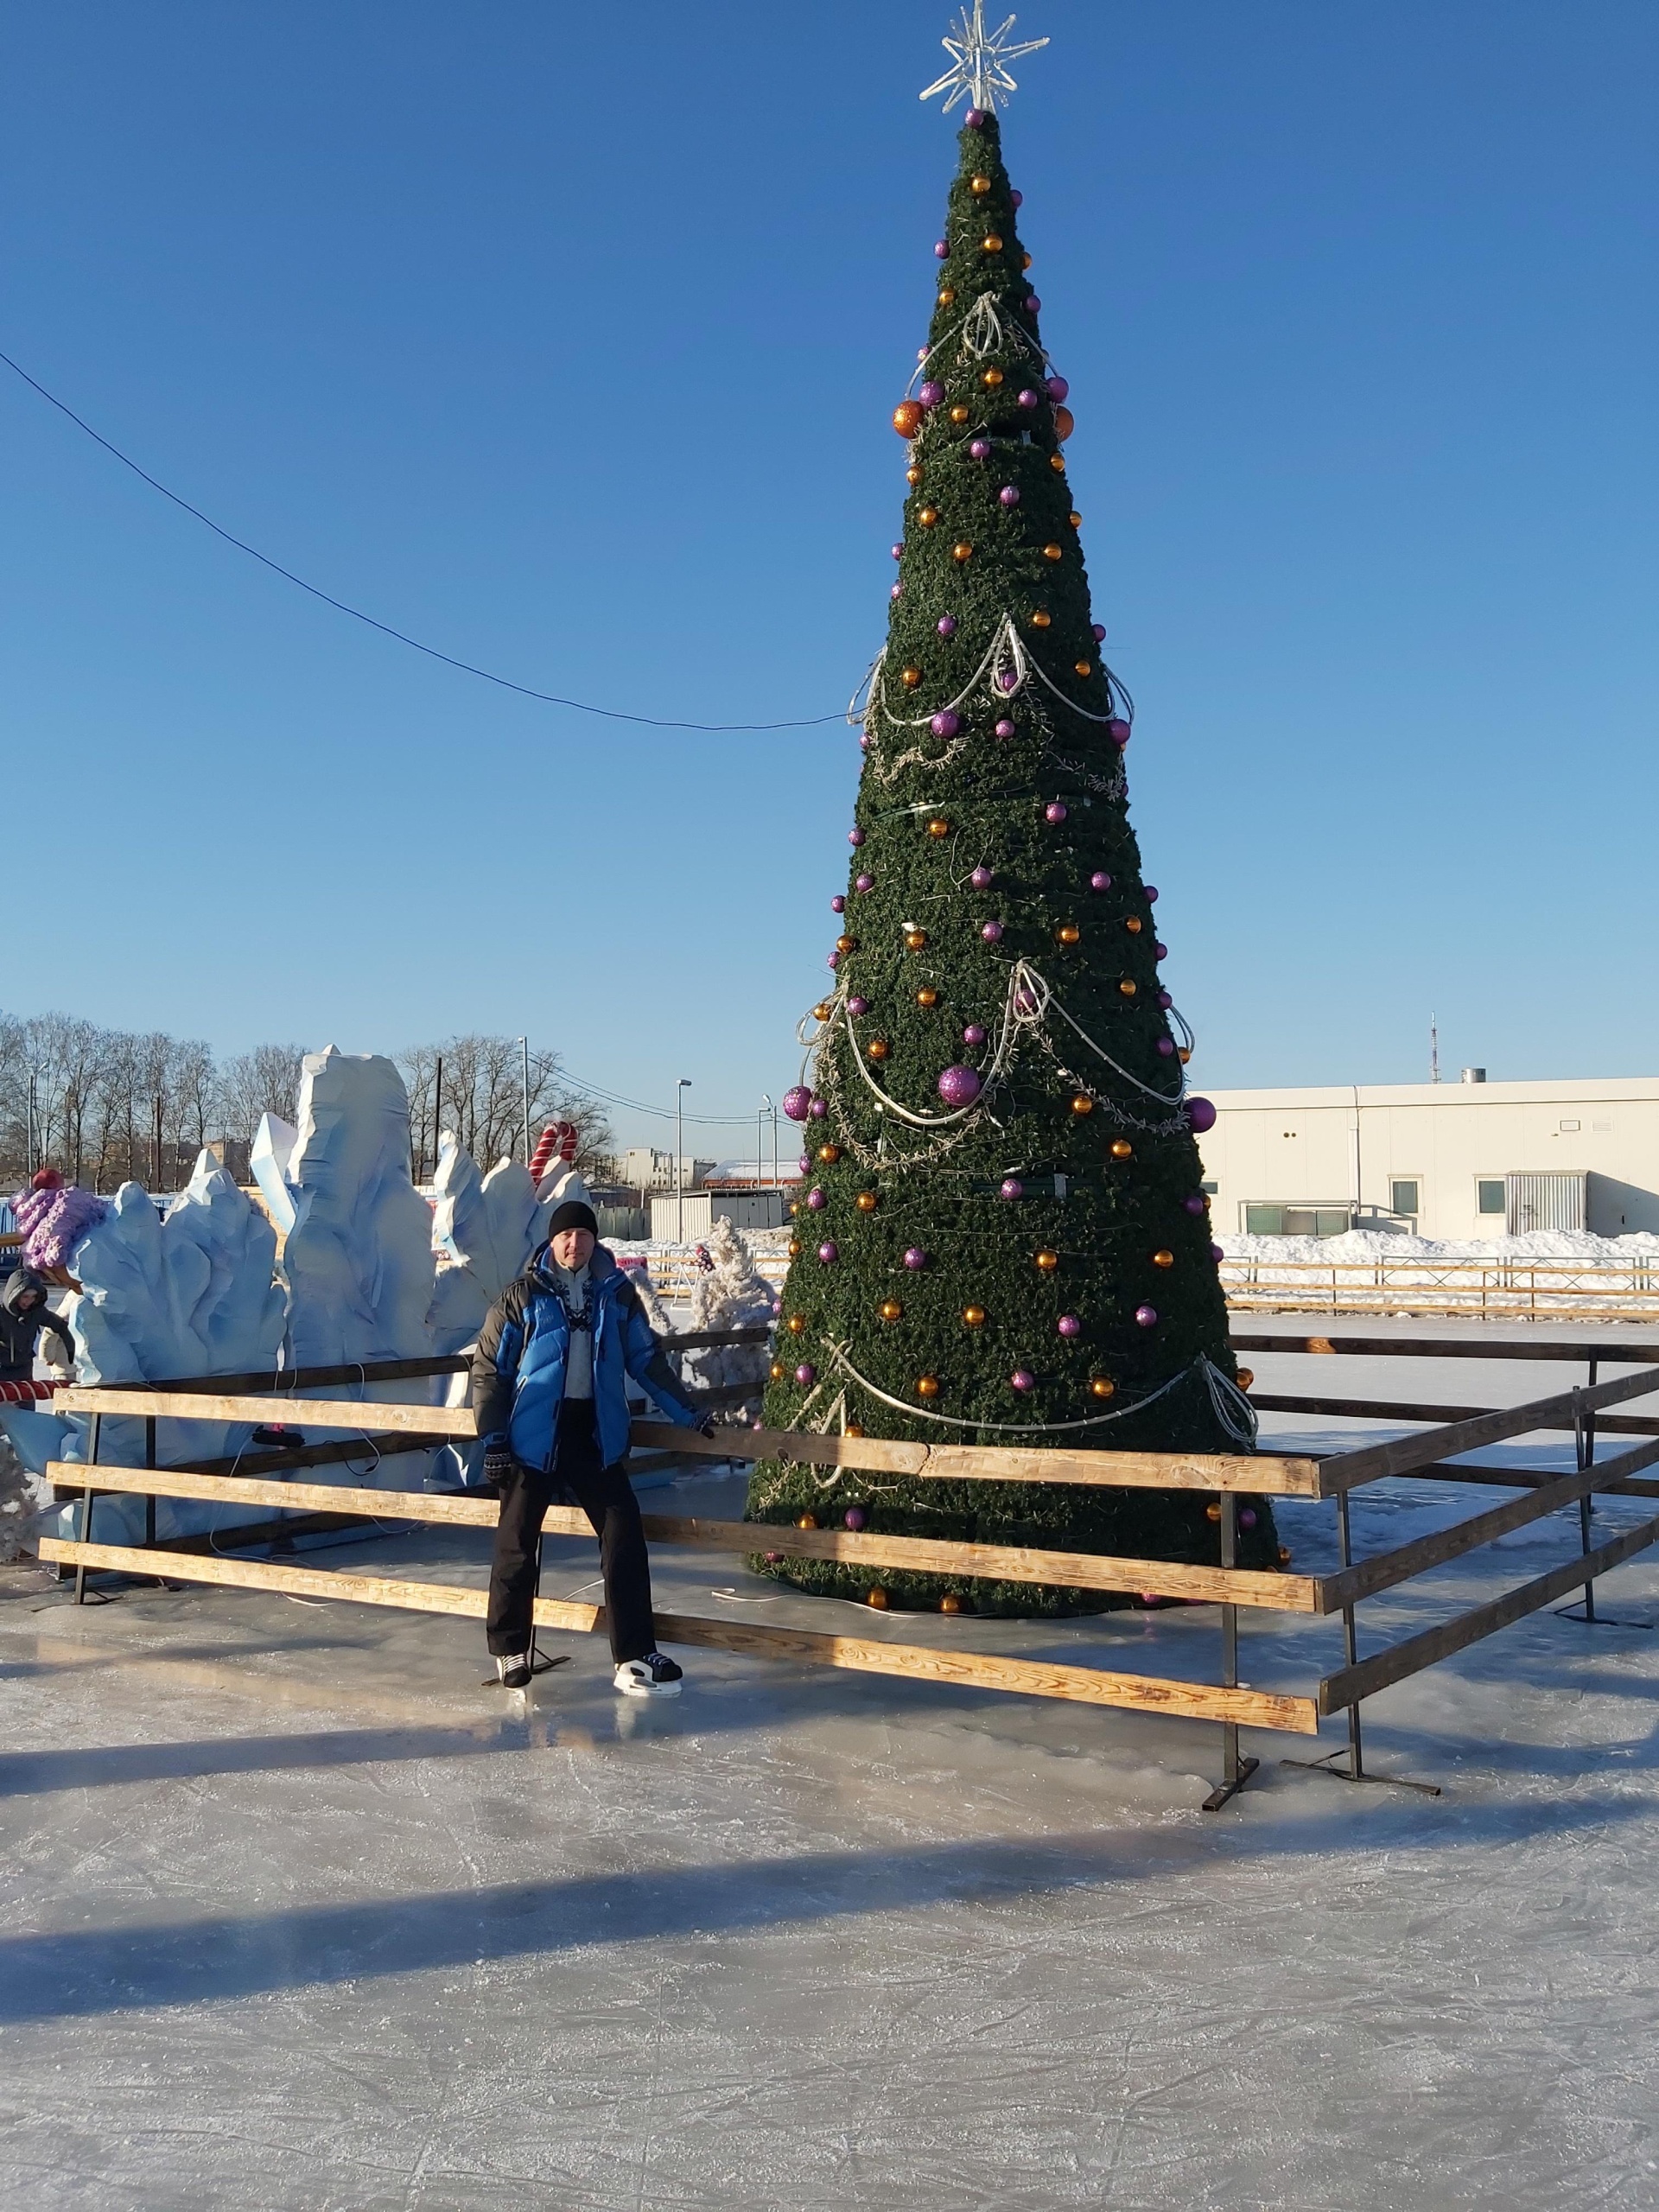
[0,346,843,734]
[561,1071,757,1127]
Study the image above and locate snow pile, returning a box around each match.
[0,1429,36,1561]
[679,1215,777,1410]
[1221,1227,1659,1266]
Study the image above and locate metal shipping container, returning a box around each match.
[1505,1171,1586,1235]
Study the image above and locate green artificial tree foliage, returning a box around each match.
[746,111,1278,1614]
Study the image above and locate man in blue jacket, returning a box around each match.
[471,1199,711,1694]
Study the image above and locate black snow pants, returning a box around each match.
[485,1400,657,1663]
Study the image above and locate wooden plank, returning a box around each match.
[1315,1367,1659,1492]
[630,1420,1325,1497]
[1318,1433,1659,1611]
[86,1355,469,1395]
[34,1538,1319,1734]
[184,1435,458,1480]
[1252,1391,1659,1440]
[1318,1508,1659,1715]
[1230,1332,1659,1366]
[1384,1459,1659,1501]
[59,1388,480,1438]
[41,1462,1315,1611]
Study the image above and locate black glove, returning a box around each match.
[694,1412,718,1438]
[482,1444,516,1490]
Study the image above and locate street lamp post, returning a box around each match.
[758,1096,769,1198]
[676,1078,692,1243]
[517,1037,532,1166]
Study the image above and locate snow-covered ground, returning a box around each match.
[3,1335,1659,2207]
[1221,1225,1659,1264]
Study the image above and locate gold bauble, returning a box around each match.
[962,1305,987,1326]
[939,1592,968,1615]
[1030,609,1052,628]
[855,1191,879,1212]
[845,1421,865,1438]
[893,400,925,437]
[915,987,938,1007]
[789,1201,799,1217]
[1042,543,1063,562]
[1053,404,1075,441]
[906,465,924,487]
[926,817,951,837]
[950,404,970,424]
[969,174,992,195]
[1205,1503,1222,1523]
[1153,1249,1175,1268]
[901,665,923,688]
[1022,251,1033,269]
[1070,1093,1093,1115]
[812,1001,831,1019]
[1279,1548,1294,1565]
[982,367,1003,388]
[918,506,938,527]
[798,1514,819,1530]
[951,541,974,562]
[1179,1047,1192,1064]
[905,928,929,950]
[878,1299,903,1322]
[866,1586,892,1608]
[982,233,1003,252]
[1236,1368,1255,1391]
[1034,1249,1059,1271]
[1110,1139,1134,1160]
[818,1143,842,1163]
[770,1361,785,1381]
[1090,1376,1116,1400]
[836,933,856,953]
[787,1239,802,1258]
[786,1314,806,1334]
[1069,511,1083,527]
[1118,980,1137,997]
[1049,452,1066,473]
[938,287,956,307]
[1057,924,1082,946]
[916,1376,941,1398]
[866,1039,889,1061]
[1075,661,1092,677]
[1125,916,1142,934]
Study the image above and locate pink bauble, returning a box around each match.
[999,485,1020,507]
[997,670,1018,693]
[918,379,944,409]
[963,1024,987,1046]
[817,1242,838,1264]
[830,894,845,912]
[783,1086,813,1122]
[891,543,903,562]
[827,950,840,969]
[797,1154,810,1174]
[809,1097,827,1120]
[1135,1305,1158,1328]
[969,437,991,460]
[849,827,866,846]
[1090,871,1112,892]
[848,995,868,1016]
[1010,1369,1035,1393]
[981,920,1004,943]
[764,1549,784,1564]
[938,1065,982,1107]
[970,864,993,887]
[1057,1314,1081,1338]
[1185,1096,1217,1134]
[805,1187,826,1210]
[1156,1038,1175,1057]
[1017,388,1039,409]
[965,107,987,126]
[843,1506,868,1531]
[903,1247,929,1270]
[794,1363,817,1386]
[934,239,950,257]
[1108,718,1131,747]
[889,584,901,601]
[995,717,1015,738]
[931,710,961,739]
[855,872,874,892]
[1000,1177,1024,1200]
[937,614,957,637]
[1045,801,1068,823]
[1047,375,1070,402]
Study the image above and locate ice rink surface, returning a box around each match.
[4,1322,1659,2209]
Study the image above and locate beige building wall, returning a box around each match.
[1196,1077,1659,1239]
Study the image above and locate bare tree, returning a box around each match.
[395,1036,613,1181]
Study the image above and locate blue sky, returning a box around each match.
[4,3,1655,1156]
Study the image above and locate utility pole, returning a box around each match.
[676,1078,692,1243]
[517,1036,532,1166]
[1429,1012,1440,1084]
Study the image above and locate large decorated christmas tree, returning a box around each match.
[746,10,1276,1613]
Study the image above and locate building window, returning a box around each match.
[1477,1179,1505,1216]
[1243,1204,1352,1238]
[1389,1179,1421,1220]
[1200,1181,1218,1195]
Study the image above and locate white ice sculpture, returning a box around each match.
[428,1135,543,1354]
[251,1111,299,1236]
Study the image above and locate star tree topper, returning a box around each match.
[920,1,1049,114]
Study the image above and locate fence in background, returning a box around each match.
[1220,1255,1659,1321]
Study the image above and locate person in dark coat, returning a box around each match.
[470,1199,712,1694]
[0,1268,73,1386]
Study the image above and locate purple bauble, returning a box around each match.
[795,1362,817,1387]
[783,1086,813,1122]
[1183,1195,1206,1216]
[934,239,950,258]
[806,1186,826,1211]
[1108,718,1132,747]
[903,1247,929,1271]
[1026,294,1042,313]
[891,543,904,562]
[855,872,874,893]
[1239,1508,1258,1530]
[1011,188,1024,207]
[1045,801,1068,823]
[1000,1176,1024,1200]
[1156,989,1173,1009]
[995,717,1015,738]
[797,1154,810,1174]
[808,1096,827,1120]
[938,1065,982,1108]
[860,732,871,748]
[1014,984,1037,1014]
[830,894,845,913]
[889,583,901,601]
[764,1548,783,1563]
[848,995,868,1015]
[970,864,994,888]
[918,379,944,409]
[931,709,961,739]
[1135,1305,1159,1329]
[1090,621,1106,641]
[937,614,957,637]
[963,1024,987,1047]
[1010,1369,1035,1393]
[1156,1037,1175,1057]
[1211,1243,1225,1262]
[981,919,1004,943]
[1145,885,1160,903]
[969,437,991,460]
[1154,941,1168,961]
[1090,870,1112,893]
[1047,375,1070,402]
[917,346,930,364]
[997,670,1019,693]
[826,950,840,969]
[843,1506,868,1532]
[1057,1314,1082,1338]
[849,827,865,846]
[999,484,1020,507]
[1186,1096,1217,1135]
[965,106,987,127]
[817,1241,839,1265]
[1016,388,1039,409]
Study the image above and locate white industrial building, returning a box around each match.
[1195,1073,1659,1240]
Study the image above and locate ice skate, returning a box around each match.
[613,1652,683,1698]
[496,1652,532,1688]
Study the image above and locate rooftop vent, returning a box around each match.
[1460,1067,1487,1084]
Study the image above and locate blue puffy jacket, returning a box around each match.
[470,1244,701,1471]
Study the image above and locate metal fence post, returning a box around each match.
[1202,1492,1259,1811]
